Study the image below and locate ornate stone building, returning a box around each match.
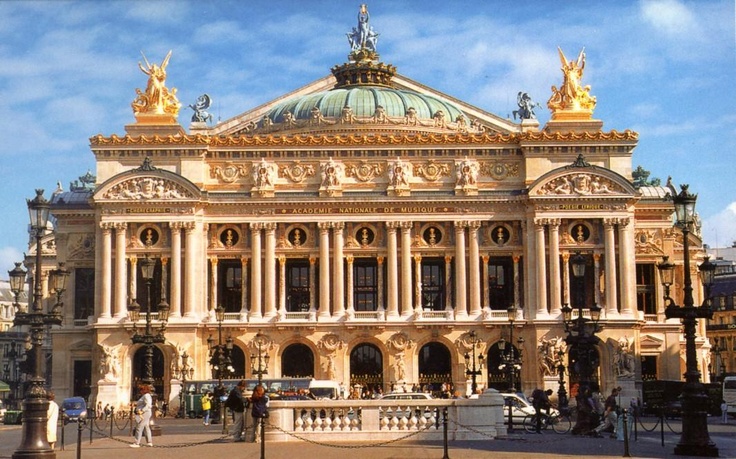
[25,8,712,409]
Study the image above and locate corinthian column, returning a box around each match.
[548,220,562,315]
[183,222,198,318]
[468,221,481,316]
[454,221,468,318]
[264,223,277,319]
[249,223,263,320]
[318,222,331,319]
[603,219,618,316]
[400,222,413,317]
[333,222,345,318]
[618,218,636,317]
[99,222,113,319]
[386,222,399,319]
[534,219,548,317]
[169,222,183,318]
[113,223,127,319]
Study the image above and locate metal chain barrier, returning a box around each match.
[661,415,682,434]
[636,415,661,432]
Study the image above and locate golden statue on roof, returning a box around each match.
[131,50,181,117]
[547,47,596,119]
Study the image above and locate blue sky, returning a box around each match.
[0,0,734,275]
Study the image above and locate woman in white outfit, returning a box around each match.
[46,391,59,449]
[131,384,153,447]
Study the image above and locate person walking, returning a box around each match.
[201,391,213,426]
[721,400,729,424]
[130,384,154,448]
[250,384,270,443]
[225,380,247,441]
[46,391,59,449]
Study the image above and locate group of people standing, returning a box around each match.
[224,379,270,443]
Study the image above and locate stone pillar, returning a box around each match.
[264,223,277,319]
[278,255,286,317]
[468,221,481,316]
[513,254,521,310]
[240,256,249,318]
[618,219,636,317]
[183,222,198,318]
[603,219,618,316]
[169,222,183,318]
[129,255,138,316]
[318,222,331,319]
[548,220,562,315]
[482,255,490,310]
[333,222,345,318]
[534,219,548,317]
[346,255,355,317]
[444,255,453,317]
[593,252,602,307]
[376,256,385,318]
[114,223,127,319]
[413,254,422,315]
[309,257,317,319]
[400,222,413,317]
[210,257,218,314]
[100,223,113,319]
[562,252,570,307]
[386,222,399,319]
[454,221,468,319]
[249,223,263,320]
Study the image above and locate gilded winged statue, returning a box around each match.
[132,50,181,116]
[547,47,596,112]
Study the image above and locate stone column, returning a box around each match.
[468,221,482,316]
[386,222,399,319]
[562,252,570,307]
[400,222,413,317]
[413,254,422,314]
[99,223,113,319]
[454,221,468,319]
[183,222,198,318]
[129,255,138,315]
[534,219,548,317]
[210,257,218,314]
[444,255,453,317]
[113,223,127,318]
[249,223,263,320]
[346,255,355,317]
[603,219,618,316]
[318,222,331,319]
[278,255,286,317]
[240,257,249,318]
[376,256,385,318]
[309,257,317,319]
[513,254,521,310]
[593,252,602,307]
[482,255,490,310]
[169,222,183,318]
[548,220,562,315]
[333,222,345,318]
[264,223,277,319]
[618,218,636,317]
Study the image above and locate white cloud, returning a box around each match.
[640,0,700,37]
[0,246,24,280]
[702,202,736,248]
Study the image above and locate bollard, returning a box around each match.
[622,409,631,457]
[60,407,65,451]
[76,418,85,459]
[260,415,266,459]
[442,407,450,459]
[89,414,93,444]
[507,399,513,432]
[110,407,114,439]
[659,408,665,447]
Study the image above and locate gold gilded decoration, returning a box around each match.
[279,161,316,183]
[345,160,383,182]
[252,158,276,197]
[103,177,193,200]
[454,159,479,195]
[413,160,449,182]
[387,158,411,196]
[132,51,181,117]
[211,162,248,183]
[319,158,344,197]
[481,161,520,180]
[547,47,596,118]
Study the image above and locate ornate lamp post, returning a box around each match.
[556,348,568,409]
[174,351,194,419]
[8,262,27,411]
[498,305,524,393]
[128,255,170,389]
[464,330,485,395]
[12,189,69,459]
[208,306,233,431]
[656,184,718,457]
[562,252,601,434]
[251,332,270,459]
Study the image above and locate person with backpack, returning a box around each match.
[250,384,270,443]
[225,380,247,441]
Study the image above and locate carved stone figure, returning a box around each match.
[394,352,406,382]
[100,343,122,382]
[538,337,565,377]
[615,336,636,378]
[513,92,540,120]
[188,94,213,123]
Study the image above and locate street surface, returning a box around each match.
[1,415,734,459]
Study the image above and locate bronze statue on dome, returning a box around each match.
[347,4,379,59]
[132,50,181,116]
[547,47,596,113]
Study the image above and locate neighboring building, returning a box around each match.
[705,247,736,381]
[24,7,711,409]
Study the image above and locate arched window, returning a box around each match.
[418,342,451,396]
[281,343,314,378]
[350,343,383,392]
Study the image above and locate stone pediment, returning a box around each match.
[529,154,636,198]
[94,158,201,202]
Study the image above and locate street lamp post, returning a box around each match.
[251,332,270,459]
[556,349,568,409]
[498,305,524,393]
[174,351,194,419]
[128,254,169,431]
[464,330,485,396]
[656,184,718,457]
[562,252,601,435]
[208,306,234,432]
[12,189,69,459]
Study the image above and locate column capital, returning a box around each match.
[413,254,422,262]
[547,218,561,227]
[533,218,547,228]
[278,254,286,265]
[562,252,570,262]
[100,222,115,232]
[210,256,219,266]
[386,221,401,229]
[332,221,345,231]
[318,222,332,231]
[377,256,384,265]
[169,221,185,230]
[250,222,264,231]
[129,255,138,264]
[467,220,482,229]
[240,256,249,265]
[603,218,617,227]
[161,256,169,266]
[113,222,128,231]
[444,255,453,263]
[263,222,277,232]
[183,221,196,232]
[454,220,468,229]
[346,255,354,264]
[398,221,412,230]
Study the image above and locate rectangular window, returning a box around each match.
[354,259,378,311]
[74,268,95,320]
[636,264,656,315]
[488,257,513,309]
[217,260,242,313]
[287,260,310,312]
[421,259,445,311]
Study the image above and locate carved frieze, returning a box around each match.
[103,177,193,200]
[211,162,248,183]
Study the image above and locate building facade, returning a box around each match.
[18,8,713,409]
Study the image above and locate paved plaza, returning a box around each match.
[1,416,735,459]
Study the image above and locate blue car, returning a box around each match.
[61,397,87,424]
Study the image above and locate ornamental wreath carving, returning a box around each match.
[387,332,414,352]
[318,333,346,353]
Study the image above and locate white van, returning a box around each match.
[309,380,342,399]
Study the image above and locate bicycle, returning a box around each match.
[523,407,572,434]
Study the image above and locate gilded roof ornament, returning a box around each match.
[547,47,597,120]
[131,50,181,118]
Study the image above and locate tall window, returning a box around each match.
[135,258,165,312]
[354,259,378,311]
[488,257,513,309]
[287,260,310,312]
[218,260,242,313]
[74,268,95,320]
[636,264,656,314]
[421,259,445,310]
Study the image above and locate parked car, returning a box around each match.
[61,397,87,424]
[0,400,6,422]
[501,393,560,422]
